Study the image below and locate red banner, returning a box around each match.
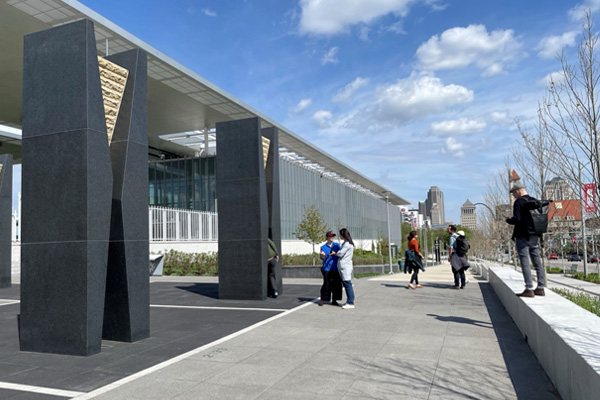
[583,183,597,213]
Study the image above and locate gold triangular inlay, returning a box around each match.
[98,56,129,145]
[261,137,270,170]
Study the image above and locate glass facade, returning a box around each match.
[148,155,401,243]
[149,157,216,212]
[279,157,401,243]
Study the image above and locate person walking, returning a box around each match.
[449,229,470,289]
[505,183,546,297]
[407,230,424,289]
[267,238,280,298]
[330,228,355,309]
[318,231,342,306]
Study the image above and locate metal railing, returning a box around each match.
[149,206,218,242]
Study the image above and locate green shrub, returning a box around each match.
[570,272,600,284]
[161,250,218,276]
[546,266,564,274]
[552,288,600,317]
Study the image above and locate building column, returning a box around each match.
[20,20,112,356]
[216,117,275,300]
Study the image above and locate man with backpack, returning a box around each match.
[448,225,470,289]
[505,183,545,297]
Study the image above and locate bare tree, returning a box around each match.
[541,11,600,219]
[514,109,553,200]
[480,163,514,262]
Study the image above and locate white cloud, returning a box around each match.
[202,8,217,17]
[321,47,339,65]
[569,0,600,21]
[442,137,466,157]
[291,98,312,113]
[537,70,566,87]
[536,31,578,59]
[358,26,371,42]
[430,118,486,135]
[487,111,512,126]
[332,77,370,103]
[298,0,443,35]
[312,110,333,127]
[371,73,473,123]
[416,24,522,76]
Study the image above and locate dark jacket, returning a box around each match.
[506,194,536,239]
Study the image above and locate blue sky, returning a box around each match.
[12,0,597,222]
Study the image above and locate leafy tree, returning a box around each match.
[294,205,328,265]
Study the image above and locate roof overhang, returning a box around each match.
[0,0,409,205]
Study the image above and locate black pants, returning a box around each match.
[267,258,278,296]
[320,269,343,302]
[410,268,419,284]
[453,268,466,287]
[329,270,343,302]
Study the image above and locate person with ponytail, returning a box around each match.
[407,230,424,290]
[330,228,356,309]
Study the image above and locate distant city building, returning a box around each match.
[548,200,582,235]
[426,186,445,226]
[544,177,574,201]
[460,199,477,230]
[418,201,427,218]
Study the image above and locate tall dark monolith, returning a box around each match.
[20,20,113,356]
[0,154,12,289]
[102,49,150,342]
[216,118,272,300]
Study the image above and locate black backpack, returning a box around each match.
[456,236,470,256]
[527,199,552,235]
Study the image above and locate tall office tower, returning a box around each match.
[543,177,574,200]
[460,199,477,230]
[426,186,445,225]
[418,201,427,218]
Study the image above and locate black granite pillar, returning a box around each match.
[0,154,12,289]
[261,127,282,294]
[20,20,113,356]
[216,118,269,300]
[102,49,150,342]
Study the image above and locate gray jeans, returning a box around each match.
[516,236,545,289]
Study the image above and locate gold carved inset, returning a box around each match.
[261,137,270,169]
[98,56,129,145]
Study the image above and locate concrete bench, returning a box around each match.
[489,265,600,400]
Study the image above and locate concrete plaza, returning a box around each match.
[0,261,562,399]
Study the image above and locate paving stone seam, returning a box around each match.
[71,298,317,400]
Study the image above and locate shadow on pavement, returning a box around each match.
[426,313,493,328]
[479,282,562,399]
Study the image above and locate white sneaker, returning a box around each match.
[341,304,355,309]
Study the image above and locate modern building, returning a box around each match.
[0,0,408,253]
[544,177,574,201]
[425,186,445,226]
[460,199,477,230]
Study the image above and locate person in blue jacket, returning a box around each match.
[318,231,342,306]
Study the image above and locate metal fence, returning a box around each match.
[149,206,218,242]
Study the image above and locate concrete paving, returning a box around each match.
[75,262,559,400]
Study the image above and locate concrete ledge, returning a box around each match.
[488,264,600,400]
[282,264,398,279]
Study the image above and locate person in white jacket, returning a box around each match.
[330,228,355,309]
